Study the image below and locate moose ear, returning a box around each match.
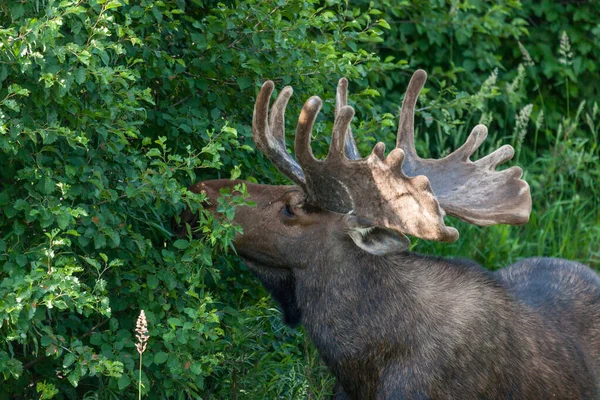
[344,216,411,256]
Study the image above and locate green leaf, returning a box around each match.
[67,368,81,387]
[147,274,159,289]
[94,234,107,249]
[10,3,25,19]
[4,99,20,112]
[378,19,391,30]
[146,148,161,158]
[108,258,123,267]
[74,68,86,84]
[63,353,77,368]
[117,374,131,390]
[105,0,122,10]
[84,257,101,270]
[57,213,71,230]
[172,239,189,250]
[100,51,110,66]
[37,177,54,195]
[236,76,252,90]
[153,352,168,364]
[190,362,202,375]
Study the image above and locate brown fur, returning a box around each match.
[173,180,600,399]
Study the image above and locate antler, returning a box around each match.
[251,71,532,242]
[295,96,458,242]
[252,79,361,187]
[253,78,457,242]
[396,70,531,226]
[252,81,306,187]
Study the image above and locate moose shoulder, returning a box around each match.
[175,70,600,399]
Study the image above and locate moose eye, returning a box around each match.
[282,203,295,218]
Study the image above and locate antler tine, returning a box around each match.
[475,144,515,170]
[294,96,323,169]
[449,124,488,161]
[336,78,361,160]
[252,81,305,186]
[328,105,355,162]
[396,69,427,159]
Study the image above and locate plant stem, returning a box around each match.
[138,353,143,400]
[566,77,570,118]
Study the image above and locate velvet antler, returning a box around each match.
[396,70,531,226]
[251,71,532,242]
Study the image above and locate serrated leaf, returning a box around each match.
[4,99,20,112]
[57,213,71,230]
[230,166,241,180]
[190,362,202,375]
[108,258,123,267]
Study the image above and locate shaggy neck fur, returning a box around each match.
[291,246,599,399]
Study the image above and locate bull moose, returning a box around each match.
[175,70,600,399]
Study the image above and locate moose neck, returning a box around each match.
[293,247,513,397]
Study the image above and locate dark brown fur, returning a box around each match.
[176,180,600,399]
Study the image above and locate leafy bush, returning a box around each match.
[0,0,397,398]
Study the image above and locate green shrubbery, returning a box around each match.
[0,1,598,399]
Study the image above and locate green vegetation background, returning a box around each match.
[1,0,599,398]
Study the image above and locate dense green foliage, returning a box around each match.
[0,0,598,399]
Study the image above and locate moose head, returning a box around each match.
[181,70,531,260]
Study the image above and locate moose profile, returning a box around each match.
[175,70,600,399]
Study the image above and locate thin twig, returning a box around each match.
[23,319,110,370]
